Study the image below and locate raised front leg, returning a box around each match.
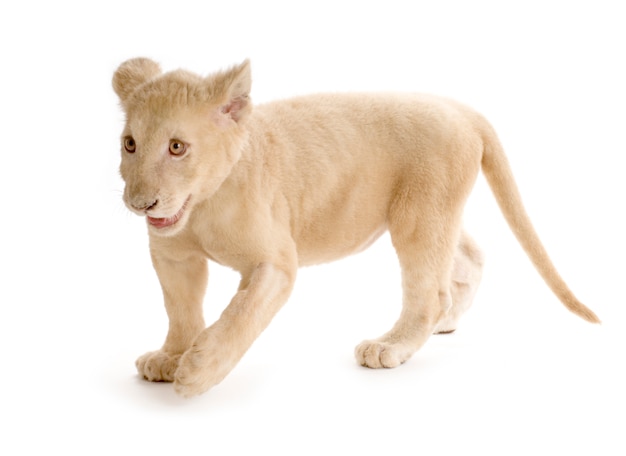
[174,261,296,397]
[136,253,208,382]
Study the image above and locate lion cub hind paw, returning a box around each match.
[135,350,181,382]
[354,341,412,369]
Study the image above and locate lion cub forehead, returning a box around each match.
[125,114,188,143]
[125,70,212,117]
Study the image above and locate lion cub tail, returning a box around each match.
[478,120,600,323]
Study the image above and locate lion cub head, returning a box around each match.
[112,58,251,236]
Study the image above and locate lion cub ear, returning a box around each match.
[112,58,162,108]
[210,59,252,126]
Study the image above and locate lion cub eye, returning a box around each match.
[123,137,136,153]
[169,139,187,156]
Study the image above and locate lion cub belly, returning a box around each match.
[297,224,387,265]
[294,202,388,266]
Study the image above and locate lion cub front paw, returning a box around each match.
[173,346,229,398]
[136,350,181,382]
[354,340,413,369]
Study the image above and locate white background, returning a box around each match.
[1,1,624,454]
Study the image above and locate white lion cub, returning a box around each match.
[113,58,599,397]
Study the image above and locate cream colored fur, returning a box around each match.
[112,58,599,397]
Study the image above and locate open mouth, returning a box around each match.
[146,196,191,229]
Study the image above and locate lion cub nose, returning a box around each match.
[131,199,158,212]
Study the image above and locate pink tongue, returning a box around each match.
[147,216,176,228]
[146,196,189,229]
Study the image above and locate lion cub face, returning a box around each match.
[113,58,251,236]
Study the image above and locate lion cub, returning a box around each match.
[113,58,599,397]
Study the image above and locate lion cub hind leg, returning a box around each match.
[355,211,461,369]
[434,232,484,334]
